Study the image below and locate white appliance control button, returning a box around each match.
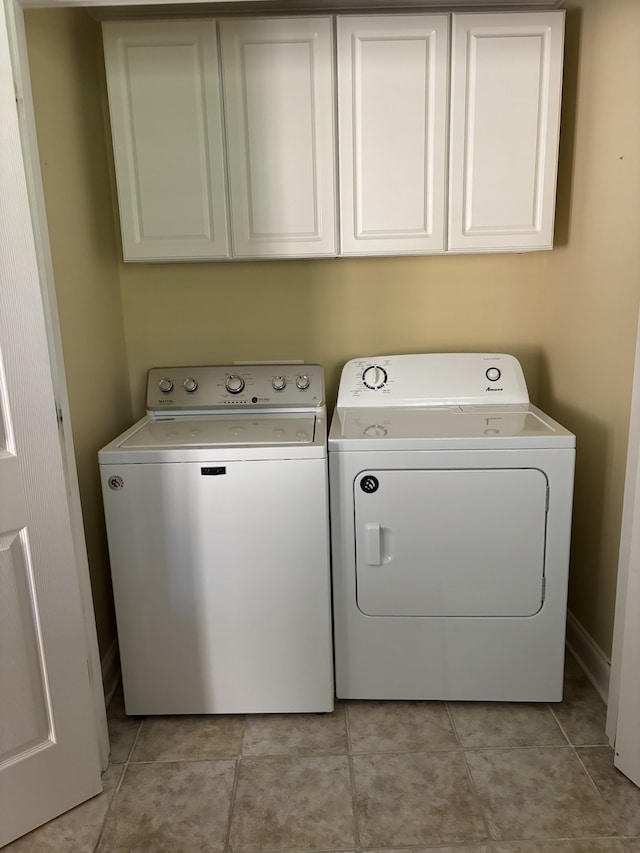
[225,375,245,394]
[158,377,173,393]
[486,367,502,382]
[183,377,198,393]
[296,375,310,390]
[272,376,286,391]
[362,365,388,390]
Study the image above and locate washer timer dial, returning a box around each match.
[362,365,388,390]
[225,375,245,394]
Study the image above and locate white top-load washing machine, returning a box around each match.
[99,364,333,715]
[329,353,575,702]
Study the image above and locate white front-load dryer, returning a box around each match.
[329,353,575,701]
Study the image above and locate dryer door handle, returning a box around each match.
[364,522,382,566]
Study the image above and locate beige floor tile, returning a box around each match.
[131,715,244,761]
[466,746,616,841]
[493,841,629,852]
[625,840,640,851]
[353,750,486,847]
[98,760,235,853]
[449,702,567,748]
[243,705,347,756]
[551,678,608,745]
[229,755,354,852]
[107,687,142,763]
[578,746,640,835]
[347,700,458,753]
[4,764,123,853]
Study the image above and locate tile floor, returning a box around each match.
[7,653,640,853]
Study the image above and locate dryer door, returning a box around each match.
[354,468,548,617]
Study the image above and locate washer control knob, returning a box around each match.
[296,374,310,390]
[158,377,173,394]
[362,365,388,390]
[272,376,286,391]
[225,375,245,394]
[486,367,502,382]
[183,377,198,393]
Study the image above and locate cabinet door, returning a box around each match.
[103,21,230,261]
[448,11,564,252]
[337,15,448,256]
[220,18,336,258]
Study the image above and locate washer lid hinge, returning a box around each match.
[541,576,546,603]
[545,485,550,514]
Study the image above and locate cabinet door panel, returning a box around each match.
[103,21,230,261]
[337,15,448,255]
[449,11,564,252]
[220,18,336,258]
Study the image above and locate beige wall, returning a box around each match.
[540,0,640,655]
[23,0,640,667]
[25,8,132,656]
[121,253,546,420]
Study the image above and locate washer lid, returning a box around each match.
[329,403,575,450]
[119,413,318,449]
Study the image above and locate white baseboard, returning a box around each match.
[101,638,120,708]
[566,610,611,704]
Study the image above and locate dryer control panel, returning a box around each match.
[337,353,530,408]
[147,364,325,412]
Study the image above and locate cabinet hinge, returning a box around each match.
[56,402,63,425]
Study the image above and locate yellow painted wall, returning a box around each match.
[120,253,546,420]
[23,0,640,668]
[24,8,132,656]
[540,0,640,655]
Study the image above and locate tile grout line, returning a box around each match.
[92,714,145,853]
[343,702,363,852]
[222,714,247,853]
[446,701,495,846]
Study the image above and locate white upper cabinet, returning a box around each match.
[103,21,230,261]
[337,15,449,255]
[448,11,565,252]
[219,18,336,258]
[103,11,565,261]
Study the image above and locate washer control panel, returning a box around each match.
[147,364,324,412]
[337,353,530,408]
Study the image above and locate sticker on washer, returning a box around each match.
[360,475,379,494]
[108,475,124,491]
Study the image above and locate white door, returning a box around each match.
[220,17,336,258]
[448,11,564,252]
[607,303,640,787]
[336,14,448,255]
[0,2,103,845]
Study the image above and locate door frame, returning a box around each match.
[4,0,109,767]
[606,303,640,784]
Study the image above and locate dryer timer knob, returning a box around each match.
[158,377,173,393]
[362,365,388,390]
